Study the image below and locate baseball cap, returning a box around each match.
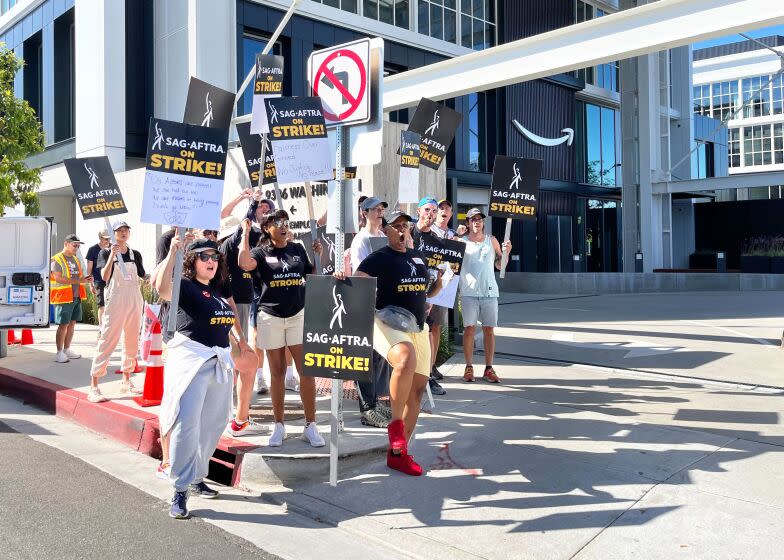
[466,208,486,220]
[98,229,110,239]
[418,197,438,208]
[217,215,241,241]
[258,198,275,211]
[437,199,453,208]
[361,196,388,211]
[382,210,414,226]
[112,220,131,231]
[64,234,83,244]
[187,239,220,253]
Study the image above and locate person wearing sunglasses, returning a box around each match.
[238,210,325,448]
[154,237,256,519]
[342,210,444,476]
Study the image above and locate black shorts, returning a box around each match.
[95,284,106,307]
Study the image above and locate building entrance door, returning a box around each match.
[546,215,573,272]
[586,199,620,272]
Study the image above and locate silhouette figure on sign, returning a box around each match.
[425,110,440,136]
[201,92,213,127]
[509,163,522,190]
[84,163,100,191]
[152,122,164,151]
[329,285,347,329]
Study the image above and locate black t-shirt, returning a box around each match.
[219,226,261,305]
[250,242,313,318]
[86,243,105,286]
[176,277,235,348]
[156,229,176,265]
[357,246,430,329]
[96,247,146,281]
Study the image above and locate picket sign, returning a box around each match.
[499,218,512,279]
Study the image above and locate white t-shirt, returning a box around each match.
[431,223,455,239]
[350,229,387,271]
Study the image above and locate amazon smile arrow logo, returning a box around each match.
[512,120,574,147]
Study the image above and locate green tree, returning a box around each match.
[0,44,45,216]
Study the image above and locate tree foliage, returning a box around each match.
[0,44,45,216]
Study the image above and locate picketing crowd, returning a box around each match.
[48,189,511,519]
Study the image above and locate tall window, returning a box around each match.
[320,0,358,13]
[460,0,495,50]
[419,0,457,43]
[22,32,43,127]
[742,76,771,118]
[363,0,408,28]
[774,123,784,165]
[575,1,619,93]
[711,80,738,121]
[467,92,486,171]
[772,73,784,115]
[238,34,284,116]
[54,11,76,142]
[728,128,741,168]
[693,85,711,116]
[744,125,772,166]
[1,0,18,15]
[584,102,618,186]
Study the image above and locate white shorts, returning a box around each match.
[461,296,499,328]
[256,309,304,350]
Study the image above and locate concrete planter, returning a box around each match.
[740,256,771,274]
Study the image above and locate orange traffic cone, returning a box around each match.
[133,322,164,407]
[20,329,34,345]
[7,330,19,345]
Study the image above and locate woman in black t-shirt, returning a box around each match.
[238,210,326,449]
[155,237,256,520]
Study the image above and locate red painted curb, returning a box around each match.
[0,365,260,485]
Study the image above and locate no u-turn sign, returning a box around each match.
[309,39,372,127]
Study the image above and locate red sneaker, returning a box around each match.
[483,366,500,383]
[387,419,407,454]
[387,450,423,476]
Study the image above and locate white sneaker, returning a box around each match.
[254,369,269,395]
[120,379,143,395]
[268,422,286,447]
[226,417,267,437]
[64,348,81,359]
[87,387,107,403]
[302,422,325,448]
[54,351,69,363]
[285,366,300,392]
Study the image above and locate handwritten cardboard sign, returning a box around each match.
[140,118,228,230]
[64,156,127,219]
[265,97,332,185]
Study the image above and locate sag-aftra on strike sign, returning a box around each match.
[488,156,542,220]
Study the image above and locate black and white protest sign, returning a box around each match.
[236,121,277,186]
[398,130,421,203]
[64,156,127,219]
[489,156,541,220]
[183,77,235,131]
[303,275,376,381]
[251,54,284,134]
[265,97,332,185]
[140,118,229,230]
[415,235,465,309]
[298,225,355,275]
[407,98,462,170]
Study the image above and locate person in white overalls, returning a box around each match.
[88,221,146,403]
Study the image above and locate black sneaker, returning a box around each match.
[431,366,444,381]
[169,490,189,519]
[189,481,219,499]
[429,378,446,396]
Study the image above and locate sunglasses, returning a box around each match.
[271,219,290,228]
[197,252,220,262]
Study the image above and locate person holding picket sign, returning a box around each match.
[459,208,511,383]
[87,221,146,403]
[155,236,256,519]
[238,210,326,448]
[342,210,444,477]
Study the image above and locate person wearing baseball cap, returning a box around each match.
[85,229,112,327]
[155,236,255,518]
[88,220,147,403]
[459,207,511,383]
[343,208,445,476]
[349,196,392,428]
[50,235,93,364]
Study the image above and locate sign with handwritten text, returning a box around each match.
[265,97,332,185]
[140,118,228,230]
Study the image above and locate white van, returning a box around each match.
[0,217,52,330]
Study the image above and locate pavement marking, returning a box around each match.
[550,332,689,359]
[684,320,778,348]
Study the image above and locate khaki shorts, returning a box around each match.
[373,318,431,378]
[256,309,304,350]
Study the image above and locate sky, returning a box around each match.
[693,25,784,50]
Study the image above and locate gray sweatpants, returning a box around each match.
[169,358,232,492]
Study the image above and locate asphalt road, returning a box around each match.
[0,420,280,560]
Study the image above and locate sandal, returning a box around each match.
[463,365,475,382]
[483,366,500,384]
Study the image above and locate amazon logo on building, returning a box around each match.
[512,120,574,147]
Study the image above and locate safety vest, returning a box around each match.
[50,252,87,304]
